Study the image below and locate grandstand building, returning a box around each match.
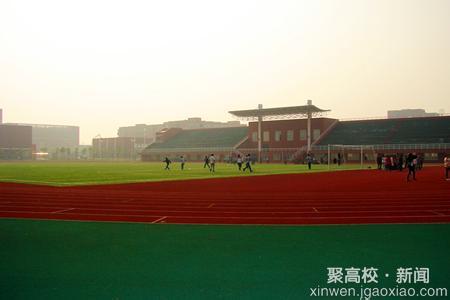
[142,127,248,162]
[141,104,450,164]
[313,115,450,163]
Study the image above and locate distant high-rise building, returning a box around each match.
[117,117,243,146]
[5,123,79,150]
[0,108,3,124]
[387,109,439,119]
[0,124,33,160]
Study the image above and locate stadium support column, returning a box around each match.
[327,144,331,170]
[258,104,263,163]
[307,100,312,153]
[360,145,363,169]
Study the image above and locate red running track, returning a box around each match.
[0,167,449,225]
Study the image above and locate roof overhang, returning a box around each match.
[229,105,330,121]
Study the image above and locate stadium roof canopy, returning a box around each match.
[229,105,330,121]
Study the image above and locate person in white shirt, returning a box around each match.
[236,154,243,171]
[209,154,216,172]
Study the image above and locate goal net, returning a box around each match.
[323,144,378,169]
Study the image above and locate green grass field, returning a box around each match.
[1,219,449,299]
[0,161,372,186]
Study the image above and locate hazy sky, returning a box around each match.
[1,0,449,144]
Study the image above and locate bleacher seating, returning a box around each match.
[318,116,450,145]
[148,127,248,149]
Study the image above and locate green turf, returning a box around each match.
[1,219,449,299]
[0,161,372,186]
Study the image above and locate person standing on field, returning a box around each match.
[164,157,171,170]
[243,154,253,173]
[406,152,417,182]
[444,155,450,180]
[398,153,404,171]
[180,155,185,170]
[203,155,210,170]
[376,154,383,170]
[306,153,313,170]
[209,154,216,173]
[236,154,243,171]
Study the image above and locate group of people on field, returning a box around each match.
[162,152,450,181]
[376,153,423,172]
[163,153,254,173]
[376,152,450,182]
[376,152,420,181]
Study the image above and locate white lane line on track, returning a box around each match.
[431,210,446,216]
[152,216,168,223]
[52,208,76,214]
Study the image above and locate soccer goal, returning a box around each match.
[325,144,378,170]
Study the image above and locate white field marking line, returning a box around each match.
[0,210,450,226]
[138,214,450,220]
[313,207,319,213]
[431,210,446,216]
[52,208,76,214]
[0,210,170,220]
[1,216,449,227]
[0,211,446,220]
[152,216,168,223]
[208,203,215,208]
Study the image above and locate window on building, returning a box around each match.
[287,130,294,141]
[275,131,282,142]
[263,131,270,142]
[313,129,321,141]
[300,129,307,141]
[252,132,258,142]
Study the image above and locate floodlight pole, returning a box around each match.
[307,100,312,153]
[257,104,263,163]
[360,145,363,169]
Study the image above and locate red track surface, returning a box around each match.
[1,167,449,225]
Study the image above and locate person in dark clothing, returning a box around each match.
[398,153,404,171]
[406,152,417,181]
[243,154,253,172]
[180,155,185,170]
[444,155,449,180]
[164,157,171,170]
[337,153,342,166]
[417,155,423,170]
[306,153,313,170]
[203,155,210,170]
[377,154,383,170]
